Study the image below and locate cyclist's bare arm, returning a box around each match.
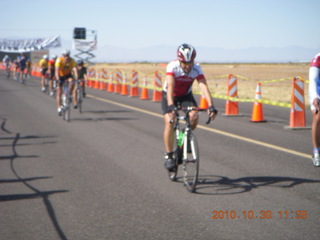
[198,80,218,120]
[166,74,176,122]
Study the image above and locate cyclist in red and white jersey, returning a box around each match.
[162,43,218,171]
[308,52,320,167]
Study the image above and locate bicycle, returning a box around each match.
[61,81,71,122]
[168,106,212,193]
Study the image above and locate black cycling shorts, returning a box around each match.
[58,74,73,87]
[41,68,48,76]
[161,91,198,114]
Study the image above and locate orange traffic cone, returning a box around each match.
[284,77,310,129]
[250,82,266,122]
[107,73,114,92]
[223,74,242,116]
[152,71,162,102]
[140,77,150,100]
[199,95,208,109]
[121,73,129,95]
[94,71,100,89]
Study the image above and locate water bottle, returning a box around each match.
[178,131,184,147]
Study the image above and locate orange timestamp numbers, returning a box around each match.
[211,210,309,220]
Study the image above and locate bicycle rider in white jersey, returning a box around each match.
[3,55,11,77]
[3,55,11,68]
[162,43,218,171]
[308,52,320,167]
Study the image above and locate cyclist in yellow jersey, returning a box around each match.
[55,49,78,115]
[39,55,49,91]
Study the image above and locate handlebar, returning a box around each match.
[169,107,214,125]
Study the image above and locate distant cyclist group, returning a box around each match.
[3,49,88,117]
[38,49,87,115]
[3,53,31,82]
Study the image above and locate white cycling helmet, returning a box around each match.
[61,49,70,56]
[43,55,48,59]
[177,43,196,63]
[52,55,57,59]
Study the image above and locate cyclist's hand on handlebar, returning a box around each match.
[166,104,176,124]
[207,105,218,123]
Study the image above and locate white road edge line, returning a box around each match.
[89,94,311,159]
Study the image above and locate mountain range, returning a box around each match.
[51,38,319,63]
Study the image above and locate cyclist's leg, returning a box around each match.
[162,92,175,153]
[56,78,64,112]
[49,72,54,95]
[19,67,23,82]
[41,69,46,91]
[82,79,86,96]
[73,83,78,106]
[162,92,176,170]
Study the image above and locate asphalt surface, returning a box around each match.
[0,71,319,240]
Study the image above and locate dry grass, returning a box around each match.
[93,62,310,105]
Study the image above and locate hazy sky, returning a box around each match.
[1,0,319,50]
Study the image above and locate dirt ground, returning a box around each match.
[92,62,310,105]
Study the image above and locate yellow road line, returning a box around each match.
[89,94,311,159]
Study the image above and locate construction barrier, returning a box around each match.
[152,71,162,102]
[88,68,95,88]
[250,82,266,122]
[100,69,108,90]
[130,70,139,97]
[284,77,310,129]
[114,69,122,94]
[223,74,242,116]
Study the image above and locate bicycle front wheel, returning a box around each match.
[62,95,71,122]
[77,89,83,113]
[182,131,199,193]
[64,105,71,122]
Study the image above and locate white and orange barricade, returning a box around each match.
[284,77,309,129]
[121,72,129,95]
[140,76,150,100]
[250,82,266,122]
[130,70,139,97]
[223,74,242,116]
[107,72,114,92]
[114,69,122,93]
[87,68,95,88]
[100,68,108,90]
[152,71,162,102]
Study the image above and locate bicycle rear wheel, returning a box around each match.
[182,131,199,193]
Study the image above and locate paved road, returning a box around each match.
[0,72,319,240]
